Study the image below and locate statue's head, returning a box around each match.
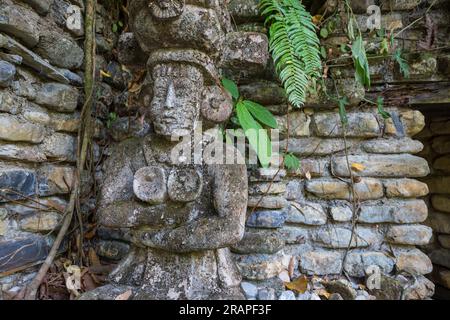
[150,63,203,137]
[148,0,185,19]
[147,50,233,138]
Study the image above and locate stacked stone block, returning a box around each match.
[228,0,447,300]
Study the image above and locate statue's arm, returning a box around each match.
[143,164,248,252]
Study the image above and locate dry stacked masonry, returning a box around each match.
[0,0,449,300]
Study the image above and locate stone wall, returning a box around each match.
[0,0,119,297]
[228,0,449,300]
[418,112,450,298]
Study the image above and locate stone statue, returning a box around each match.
[81,0,248,300]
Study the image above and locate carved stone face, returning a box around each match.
[148,0,184,19]
[150,63,204,137]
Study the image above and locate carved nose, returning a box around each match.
[164,82,176,109]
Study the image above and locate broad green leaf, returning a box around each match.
[352,36,371,88]
[236,101,272,168]
[221,78,240,99]
[338,97,349,127]
[243,100,278,129]
[377,96,391,119]
[284,153,300,170]
[320,28,328,38]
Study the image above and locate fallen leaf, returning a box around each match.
[351,163,365,172]
[100,70,111,78]
[288,257,295,278]
[312,15,323,25]
[115,290,132,300]
[88,248,101,267]
[305,171,312,180]
[315,288,331,299]
[284,275,308,294]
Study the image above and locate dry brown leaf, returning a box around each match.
[312,15,323,25]
[115,289,132,300]
[284,275,308,294]
[288,257,295,278]
[100,70,111,78]
[351,163,365,172]
[315,288,331,299]
[88,248,101,267]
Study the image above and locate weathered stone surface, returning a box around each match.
[19,211,61,232]
[0,168,36,202]
[275,111,310,138]
[249,168,286,182]
[247,195,287,209]
[0,143,46,162]
[305,178,383,201]
[434,155,450,173]
[324,279,357,300]
[246,210,287,228]
[0,236,52,273]
[248,182,286,195]
[330,205,353,222]
[0,60,16,87]
[96,240,130,261]
[384,179,429,198]
[423,176,450,195]
[313,226,380,249]
[222,32,269,73]
[288,158,329,178]
[386,225,433,245]
[0,2,40,47]
[438,235,450,249]
[35,83,79,112]
[0,91,24,114]
[299,250,342,275]
[239,81,286,105]
[257,288,276,300]
[35,31,83,69]
[20,0,51,15]
[384,110,425,137]
[109,117,150,142]
[0,33,69,83]
[431,195,450,213]
[133,166,167,204]
[279,290,296,300]
[284,137,355,156]
[42,133,76,162]
[344,251,395,277]
[369,274,402,300]
[359,200,428,224]
[37,165,75,196]
[286,201,327,225]
[429,249,450,269]
[394,248,433,275]
[332,154,430,177]
[228,0,260,23]
[362,138,424,154]
[234,253,284,280]
[427,211,450,234]
[313,112,379,137]
[240,281,258,299]
[432,136,450,154]
[0,114,45,144]
[403,276,435,300]
[231,229,284,254]
[279,225,310,245]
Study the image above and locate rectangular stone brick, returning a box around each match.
[0,114,45,144]
[359,200,428,224]
[386,224,433,245]
[313,112,380,137]
[394,247,433,275]
[313,226,381,249]
[305,178,383,201]
[384,179,429,198]
[332,154,429,177]
[283,137,357,156]
[299,250,342,275]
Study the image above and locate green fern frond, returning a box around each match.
[260,0,322,108]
